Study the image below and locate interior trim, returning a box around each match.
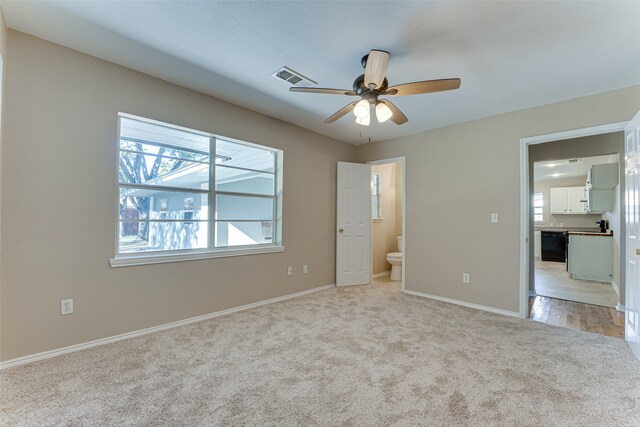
[404,289,520,318]
[110,245,285,267]
[372,270,391,278]
[0,282,335,370]
[519,121,628,319]
[611,279,620,296]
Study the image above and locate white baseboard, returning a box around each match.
[372,270,391,278]
[404,289,520,318]
[611,280,620,296]
[528,290,537,297]
[0,283,336,371]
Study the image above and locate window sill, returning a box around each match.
[110,245,285,268]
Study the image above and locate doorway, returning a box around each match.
[368,157,406,291]
[520,125,627,338]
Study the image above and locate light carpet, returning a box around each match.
[1,280,639,426]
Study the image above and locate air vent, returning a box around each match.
[568,158,580,163]
[272,66,316,87]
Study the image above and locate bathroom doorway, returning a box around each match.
[368,157,406,290]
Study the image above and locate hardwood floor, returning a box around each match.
[529,295,624,339]
[535,260,618,307]
[374,271,624,339]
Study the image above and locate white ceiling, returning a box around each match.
[534,154,618,182]
[2,1,639,145]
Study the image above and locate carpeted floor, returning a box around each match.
[1,279,639,426]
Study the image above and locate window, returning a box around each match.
[372,173,382,219]
[533,192,544,223]
[115,114,282,263]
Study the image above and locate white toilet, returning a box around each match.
[386,236,404,281]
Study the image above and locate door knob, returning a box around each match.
[338,228,344,233]
[636,249,640,256]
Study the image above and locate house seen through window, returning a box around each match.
[117,114,282,255]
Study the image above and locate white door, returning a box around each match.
[625,110,640,360]
[336,161,371,286]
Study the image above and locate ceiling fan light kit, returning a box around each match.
[355,115,370,126]
[290,49,461,127]
[353,99,370,119]
[375,101,393,123]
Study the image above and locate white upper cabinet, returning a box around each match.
[550,187,568,214]
[586,163,618,190]
[586,188,614,214]
[550,186,587,214]
[584,163,618,213]
[569,186,587,213]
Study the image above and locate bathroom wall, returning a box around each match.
[395,163,403,239]
[371,162,402,275]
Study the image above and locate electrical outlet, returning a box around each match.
[560,222,564,227]
[61,299,73,315]
[287,266,293,276]
[303,264,308,274]
[462,273,470,284]
[491,213,499,223]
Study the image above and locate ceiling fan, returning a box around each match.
[289,49,461,126]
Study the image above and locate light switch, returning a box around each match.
[491,213,499,223]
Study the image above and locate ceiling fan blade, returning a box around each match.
[290,87,357,96]
[364,49,390,89]
[385,78,461,96]
[324,101,359,124]
[380,100,408,125]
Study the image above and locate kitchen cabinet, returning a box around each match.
[585,188,613,214]
[550,186,587,214]
[584,163,618,213]
[586,163,618,190]
[568,234,613,282]
[569,187,587,213]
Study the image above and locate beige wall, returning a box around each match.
[529,133,624,299]
[0,31,356,361]
[1,28,639,362]
[371,162,402,274]
[357,85,640,313]
[0,8,7,363]
[533,176,603,229]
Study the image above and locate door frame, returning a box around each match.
[367,156,406,292]
[519,122,628,318]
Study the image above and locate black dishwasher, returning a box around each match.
[541,231,567,263]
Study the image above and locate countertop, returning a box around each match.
[567,231,613,237]
[535,227,601,232]
[535,227,613,237]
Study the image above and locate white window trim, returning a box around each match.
[114,113,283,266]
[110,245,285,267]
[372,172,382,220]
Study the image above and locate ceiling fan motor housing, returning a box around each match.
[353,74,388,96]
